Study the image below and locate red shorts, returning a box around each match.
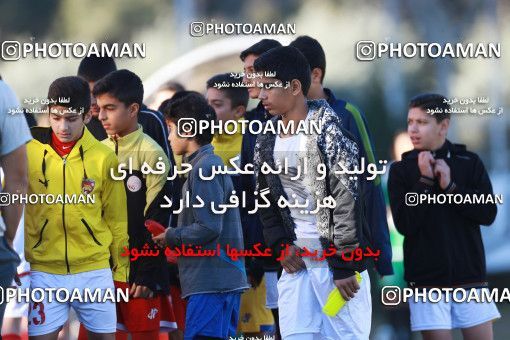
[169,285,187,331]
[115,282,177,333]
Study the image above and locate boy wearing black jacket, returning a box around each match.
[388,94,500,339]
[94,70,176,338]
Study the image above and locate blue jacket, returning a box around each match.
[325,88,393,276]
[165,144,249,298]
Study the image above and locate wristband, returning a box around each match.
[419,175,434,186]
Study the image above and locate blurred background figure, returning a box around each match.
[0,78,31,335]
[148,81,185,111]
[77,55,118,141]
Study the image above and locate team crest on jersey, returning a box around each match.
[147,307,158,320]
[81,178,95,195]
[127,175,142,192]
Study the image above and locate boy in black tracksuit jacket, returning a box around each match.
[388,93,500,338]
[389,140,497,287]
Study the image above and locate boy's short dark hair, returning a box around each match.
[254,46,311,96]
[158,80,185,93]
[240,39,282,61]
[92,69,143,108]
[77,56,117,82]
[206,73,249,108]
[48,76,91,115]
[158,90,200,113]
[161,92,216,146]
[409,93,451,123]
[289,35,326,83]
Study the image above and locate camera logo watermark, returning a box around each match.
[178,118,197,137]
[356,41,377,61]
[0,193,10,206]
[405,193,503,206]
[1,41,145,61]
[1,41,21,61]
[190,22,295,37]
[176,118,322,138]
[356,41,501,61]
[381,286,510,305]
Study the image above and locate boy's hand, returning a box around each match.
[434,159,451,190]
[152,233,167,248]
[418,151,435,178]
[280,245,306,274]
[334,274,360,301]
[130,283,154,299]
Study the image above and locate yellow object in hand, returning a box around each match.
[322,271,362,317]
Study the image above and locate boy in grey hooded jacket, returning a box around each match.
[154,92,248,340]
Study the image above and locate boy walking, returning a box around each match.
[388,94,500,339]
[252,46,372,339]
[93,69,176,338]
[25,76,129,339]
[154,92,249,340]
[206,73,275,336]
[240,39,283,338]
[290,35,393,277]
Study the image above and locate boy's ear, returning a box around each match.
[83,111,92,124]
[233,105,246,120]
[439,118,450,136]
[128,103,140,118]
[290,79,302,96]
[311,68,323,84]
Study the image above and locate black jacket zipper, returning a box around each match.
[81,218,102,246]
[32,219,49,249]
